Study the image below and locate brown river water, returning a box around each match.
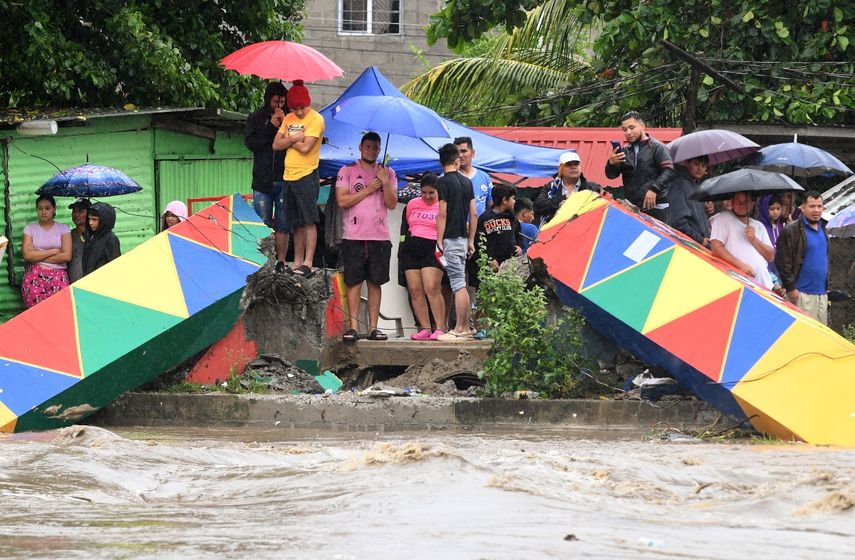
[0,425,853,559]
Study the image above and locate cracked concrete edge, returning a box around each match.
[88,393,740,432]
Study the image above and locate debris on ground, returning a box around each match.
[385,352,484,396]
[244,354,323,394]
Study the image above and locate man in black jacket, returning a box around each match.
[605,111,675,222]
[667,156,711,248]
[533,151,601,228]
[245,82,289,270]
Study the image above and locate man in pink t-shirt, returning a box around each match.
[335,132,398,341]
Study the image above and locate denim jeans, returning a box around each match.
[252,181,290,233]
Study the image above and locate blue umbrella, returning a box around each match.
[36,164,143,198]
[330,95,450,139]
[748,142,853,178]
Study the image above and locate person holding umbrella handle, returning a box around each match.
[710,191,776,290]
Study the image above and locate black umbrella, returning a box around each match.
[691,168,805,202]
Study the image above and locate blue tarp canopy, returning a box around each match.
[318,66,565,179]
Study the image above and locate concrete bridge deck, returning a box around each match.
[333,339,492,367]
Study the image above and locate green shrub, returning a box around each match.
[843,324,855,344]
[475,247,585,397]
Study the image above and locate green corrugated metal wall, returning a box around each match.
[0,114,252,321]
[157,157,252,214]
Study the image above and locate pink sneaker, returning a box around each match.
[411,329,432,341]
[429,329,445,340]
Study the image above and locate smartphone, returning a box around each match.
[610,140,622,151]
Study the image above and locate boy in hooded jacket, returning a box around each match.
[82,202,121,276]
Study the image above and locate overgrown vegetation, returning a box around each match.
[843,323,855,344]
[475,248,587,397]
[0,0,303,113]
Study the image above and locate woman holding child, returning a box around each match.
[399,173,446,340]
[21,195,72,308]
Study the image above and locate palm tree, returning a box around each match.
[403,0,591,125]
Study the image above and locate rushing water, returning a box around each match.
[0,425,853,559]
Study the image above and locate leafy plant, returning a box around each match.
[843,323,855,344]
[0,0,304,113]
[419,0,854,127]
[475,246,585,397]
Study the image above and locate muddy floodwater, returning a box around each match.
[1,425,853,559]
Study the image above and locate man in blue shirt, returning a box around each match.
[775,191,829,324]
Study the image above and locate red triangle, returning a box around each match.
[529,206,606,292]
[0,288,82,377]
[646,290,741,381]
[167,200,231,253]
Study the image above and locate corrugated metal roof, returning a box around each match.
[0,108,247,132]
[475,126,683,188]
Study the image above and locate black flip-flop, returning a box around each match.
[274,261,293,275]
[293,265,315,279]
[367,329,387,341]
[342,329,358,342]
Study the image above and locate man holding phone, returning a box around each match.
[605,111,675,222]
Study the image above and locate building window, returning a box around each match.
[339,0,401,35]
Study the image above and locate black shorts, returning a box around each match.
[284,170,320,227]
[400,236,443,271]
[341,239,392,286]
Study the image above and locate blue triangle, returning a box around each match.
[582,208,674,289]
[0,361,78,416]
[719,289,795,387]
[168,234,260,315]
[231,193,265,225]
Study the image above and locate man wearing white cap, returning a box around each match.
[533,151,601,228]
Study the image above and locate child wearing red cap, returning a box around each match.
[272,80,326,277]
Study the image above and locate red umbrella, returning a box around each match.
[220,40,344,82]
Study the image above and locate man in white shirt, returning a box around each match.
[710,191,775,289]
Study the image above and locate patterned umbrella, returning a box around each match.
[530,190,855,446]
[221,40,343,82]
[36,164,142,198]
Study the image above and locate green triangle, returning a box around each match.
[231,223,270,265]
[583,248,674,332]
[74,288,184,376]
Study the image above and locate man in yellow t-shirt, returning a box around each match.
[273,79,325,277]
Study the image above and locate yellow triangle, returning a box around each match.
[73,234,189,318]
[733,321,855,445]
[642,247,742,333]
[541,190,607,232]
[0,401,17,433]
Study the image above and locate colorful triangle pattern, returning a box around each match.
[582,207,673,289]
[535,190,855,445]
[0,288,82,377]
[0,195,267,432]
[528,205,606,292]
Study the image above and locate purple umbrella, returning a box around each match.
[667,129,760,166]
[827,204,855,238]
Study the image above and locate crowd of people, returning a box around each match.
[242,82,834,338]
[24,87,830,337]
[605,111,831,325]
[21,194,187,309]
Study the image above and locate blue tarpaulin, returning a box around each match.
[318,66,565,179]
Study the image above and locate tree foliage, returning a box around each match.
[0,0,303,114]
[423,0,854,126]
[405,2,589,123]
